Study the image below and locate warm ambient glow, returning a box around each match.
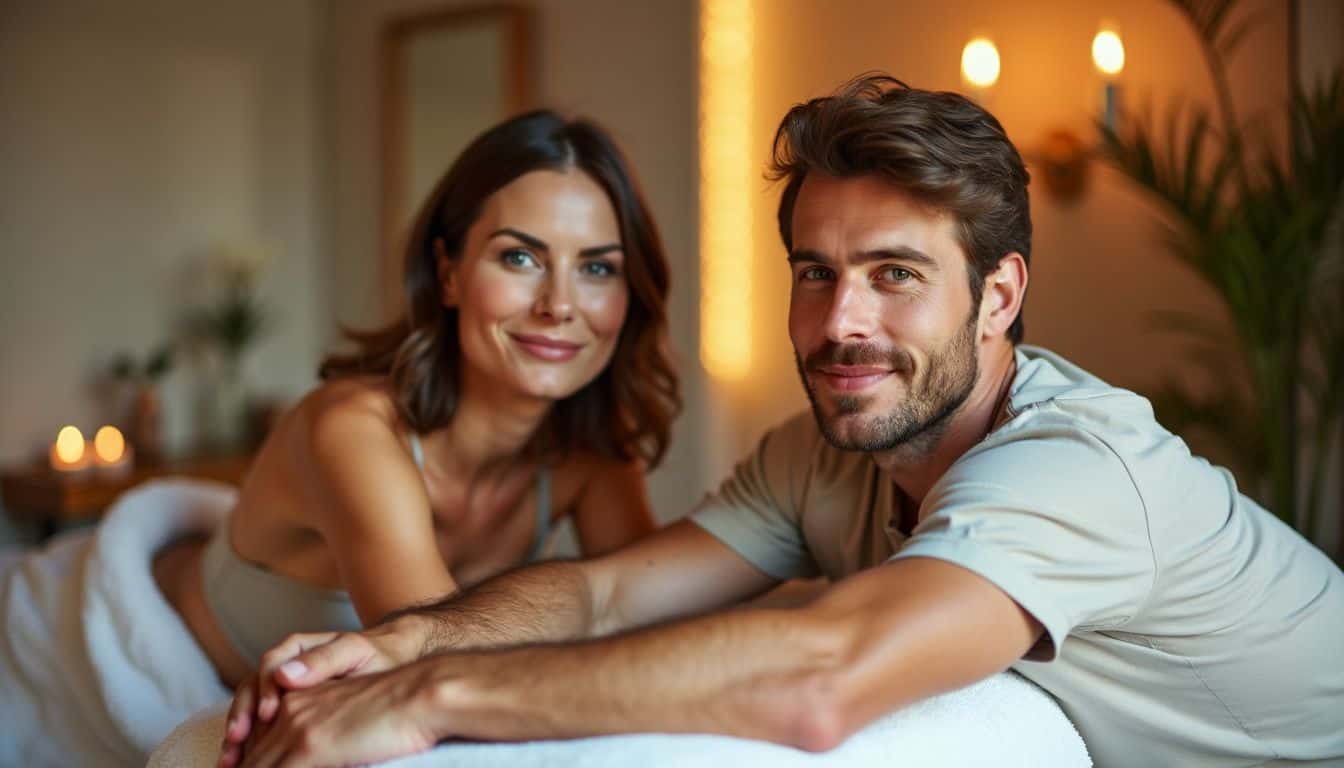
[961,38,1001,89]
[1092,29,1125,77]
[698,0,754,380]
[94,426,126,463]
[54,426,86,464]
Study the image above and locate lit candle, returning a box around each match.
[961,37,1001,105]
[49,425,93,475]
[93,425,134,478]
[1092,25,1125,130]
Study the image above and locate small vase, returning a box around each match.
[131,384,164,463]
[205,356,249,453]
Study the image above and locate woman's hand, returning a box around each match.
[219,618,425,767]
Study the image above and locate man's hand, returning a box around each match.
[219,619,424,767]
[238,662,443,768]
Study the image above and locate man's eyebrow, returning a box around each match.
[489,228,622,258]
[787,246,938,268]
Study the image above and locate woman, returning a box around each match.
[154,110,681,688]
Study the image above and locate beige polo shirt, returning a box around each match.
[691,345,1344,767]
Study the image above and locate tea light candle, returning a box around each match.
[1092,26,1125,131]
[93,425,134,478]
[49,425,93,475]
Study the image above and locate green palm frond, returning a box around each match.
[1100,0,1344,552]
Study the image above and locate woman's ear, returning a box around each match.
[978,252,1028,340]
[434,238,458,308]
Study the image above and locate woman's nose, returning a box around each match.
[534,271,575,322]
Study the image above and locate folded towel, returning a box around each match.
[0,480,235,767]
[151,670,1090,767]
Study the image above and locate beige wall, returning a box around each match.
[0,0,325,464]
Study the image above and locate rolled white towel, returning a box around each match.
[150,671,1089,767]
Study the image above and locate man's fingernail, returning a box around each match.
[280,660,307,678]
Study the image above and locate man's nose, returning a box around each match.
[822,278,877,342]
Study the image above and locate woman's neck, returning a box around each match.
[426,370,553,482]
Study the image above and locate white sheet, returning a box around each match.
[0,480,235,767]
[150,670,1090,767]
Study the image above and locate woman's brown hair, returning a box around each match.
[321,110,680,467]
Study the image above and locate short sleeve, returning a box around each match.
[889,420,1155,661]
[689,414,821,580]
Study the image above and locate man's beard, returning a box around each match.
[796,312,979,454]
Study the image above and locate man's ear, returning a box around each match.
[434,238,458,308]
[979,252,1028,340]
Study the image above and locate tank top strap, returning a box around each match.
[408,432,425,471]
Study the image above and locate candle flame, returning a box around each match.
[94,426,125,463]
[55,426,85,464]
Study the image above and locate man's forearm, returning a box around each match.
[414,605,846,751]
[388,560,601,656]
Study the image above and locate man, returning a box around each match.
[222,75,1344,768]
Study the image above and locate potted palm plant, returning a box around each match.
[1099,0,1344,558]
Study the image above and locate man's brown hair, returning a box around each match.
[770,73,1032,343]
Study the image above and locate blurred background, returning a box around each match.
[2,0,1341,558]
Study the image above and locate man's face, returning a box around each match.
[788,174,982,453]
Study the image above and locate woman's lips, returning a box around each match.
[816,365,892,392]
[510,332,584,362]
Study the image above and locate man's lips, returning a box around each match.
[813,365,892,392]
[510,333,584,362]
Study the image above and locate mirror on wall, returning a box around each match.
[379,5,533,313]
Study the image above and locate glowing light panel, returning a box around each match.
[699,0,754,380]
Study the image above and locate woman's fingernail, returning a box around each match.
[280,660,307,678]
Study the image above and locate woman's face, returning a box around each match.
[442,168,630,403]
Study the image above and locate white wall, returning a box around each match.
[0,0,325,542]
[323,0,705,522]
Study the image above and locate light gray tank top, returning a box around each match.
[200,433,553,666]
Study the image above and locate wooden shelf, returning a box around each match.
[1,453,252,533]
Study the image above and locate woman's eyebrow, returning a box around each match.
[489,227,548,251]
[489,228,621,258]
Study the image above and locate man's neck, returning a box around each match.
[873,341,1018,506]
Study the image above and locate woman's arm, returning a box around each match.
[298,399,459,626]
[569,457,658,557]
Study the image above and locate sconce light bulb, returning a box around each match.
[55,425,86,463]
[94,425,125,463]
[961,38,1001,89]
[1092,29,1125,77]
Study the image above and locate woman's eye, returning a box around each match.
[580,260,619,277]
[502,249,539,269]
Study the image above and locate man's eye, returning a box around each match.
[799,266,832,281]
[880,267,913,282]
[502,249,539,268]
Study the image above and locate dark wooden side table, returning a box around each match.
[1,453,253,541]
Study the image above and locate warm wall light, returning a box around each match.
[961,37,1001,91]
[1092,29,1125,77]
[699,0,754,380]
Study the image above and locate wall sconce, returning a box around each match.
[1033,23,1126,204]
[960,37,1001,103]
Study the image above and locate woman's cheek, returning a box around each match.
[581,284,630,338]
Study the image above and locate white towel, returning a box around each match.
[150,670,1090,767]
[0,480,235,768]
